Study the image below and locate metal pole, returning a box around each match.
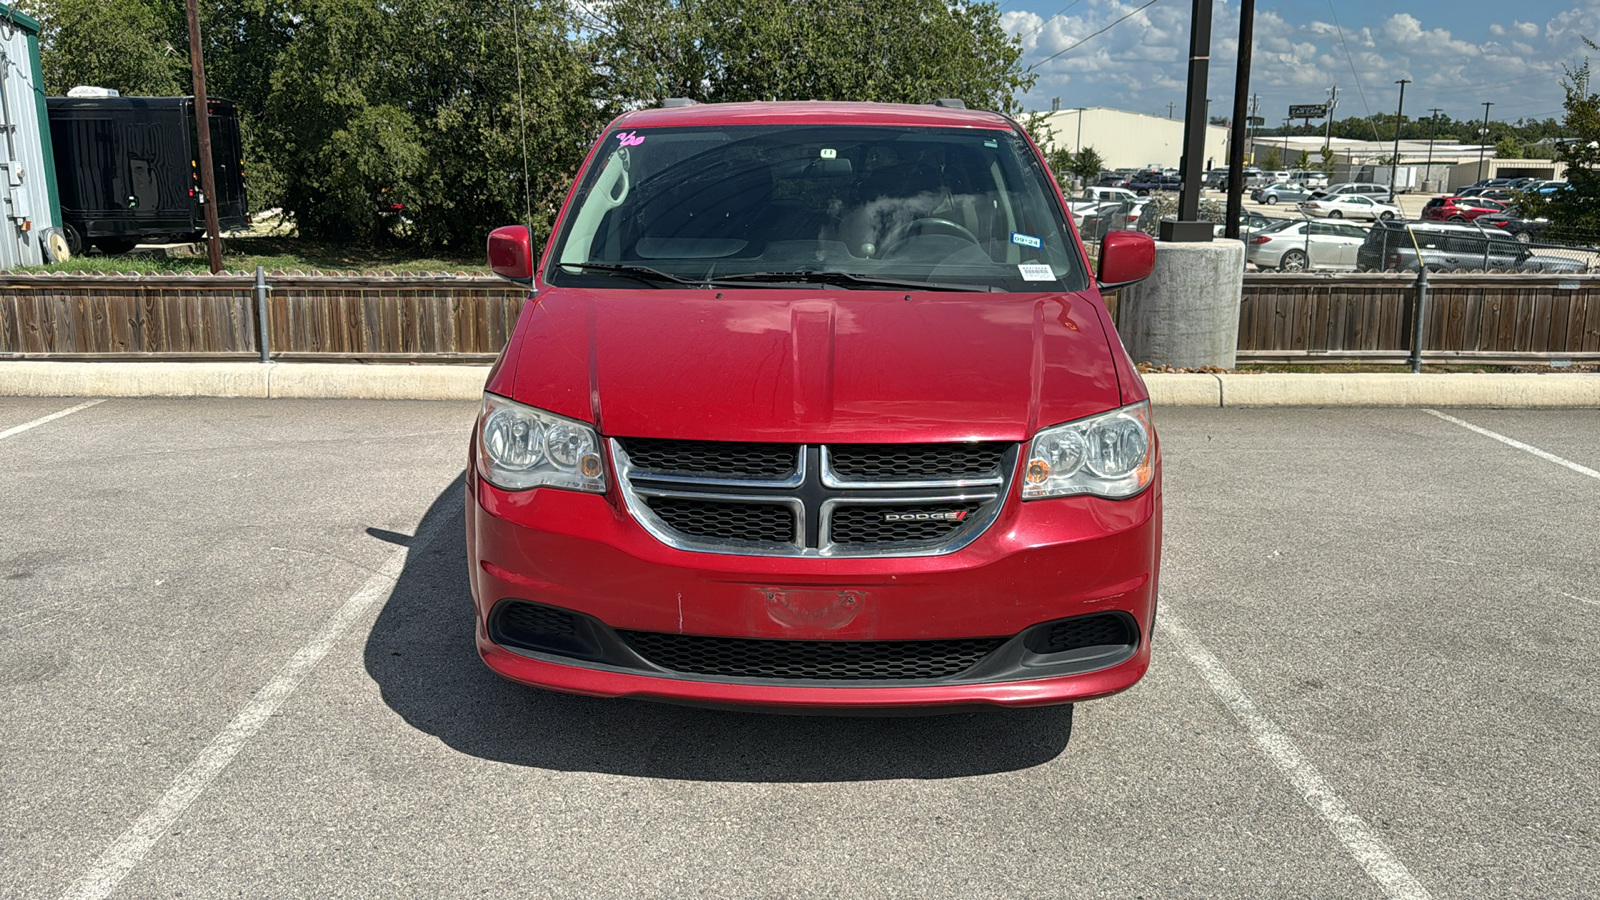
[254,265,271,364]
[1224,0,1254,240]
[1389,79,1409,198]
[1176,0,1213,226]
[1477,101,1494,182]
[1410,265,1428,373]
[1425,108,1442,192]
[1324,84,1337,152]
[1076,108,1085,151]
[184,0,224,274]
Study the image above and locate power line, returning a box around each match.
[1017,0,1086,41]
[1324,0,1382,141]
[1027,0,1164,72]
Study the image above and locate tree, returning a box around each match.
[1068,146,1105,183]
[1526,44,1600,243]
[1319,146,1337,177]
[1494,136,1524,159]
[1293,150,1311,171]
[34,0,186,96]
[1260,147,1282,170]
[591,0,1034,114]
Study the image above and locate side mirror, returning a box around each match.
[1097,230,1156,290]
[488,225,535,285]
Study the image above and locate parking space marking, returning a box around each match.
[0,399,105,441]
[1423,409,1600,481]
[1560,591,1598,608]
[59,484,462,900]
[1161,608,1433,900]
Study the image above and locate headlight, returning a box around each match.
[476,393,607,493]
[1022,401,1153,499]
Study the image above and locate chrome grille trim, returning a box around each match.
[611,439,1015,558]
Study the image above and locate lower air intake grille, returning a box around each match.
[500,602,577,639]
[619,632,1004,680]
[1026,613,1135,655]
[828,503,982,545]
[644,497,795,544]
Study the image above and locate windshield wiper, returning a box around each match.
[710,270,997,292]
[557,262,706,287]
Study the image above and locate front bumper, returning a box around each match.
[466,462,1162,711]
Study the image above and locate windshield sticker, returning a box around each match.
[616,131,645,147]
[984,139,998,148]
[1010,232,1042,249]
[1017,264,1054,281]
[820,148,837,159]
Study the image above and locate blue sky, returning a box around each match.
[1002,0,1590,124]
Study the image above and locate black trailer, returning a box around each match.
[46,96,248,255]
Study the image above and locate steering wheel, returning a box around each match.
[879,217,983,257]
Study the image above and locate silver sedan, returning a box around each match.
[1245,218,1370,272]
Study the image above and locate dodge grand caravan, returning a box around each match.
[467,100,1162,711]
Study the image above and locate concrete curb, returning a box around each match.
[1144,372,1600,408]
[0,362,489,401]
[1,362,1595,407]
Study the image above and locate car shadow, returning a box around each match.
[363,479,1075,782]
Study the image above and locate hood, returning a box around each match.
[503,287,1124,443]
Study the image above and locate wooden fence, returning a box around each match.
[1237,273,1600,364]
[0,272,527,361]
[3,271,1599,364]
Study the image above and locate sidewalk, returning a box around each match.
[0,361,1596,407]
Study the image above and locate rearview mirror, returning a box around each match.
[488,225,535,285]
[1097,231,1156,290]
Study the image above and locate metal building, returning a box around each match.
[0,3,62,267]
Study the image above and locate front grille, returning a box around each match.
[1025,613,1135,654]
[828,502,982,545]
[619,438,797,480]
[827,442,1008,483]
[616,439,1015,558]
[620,631,1004,680]
[644,496,796,544]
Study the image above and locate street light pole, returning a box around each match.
[1388,79,1410,197]
[1425,107,1443,192]
[184,0,224,274]
[1223,0,1255,240]
[1477,101,1494,182]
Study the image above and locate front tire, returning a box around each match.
[1264,196,1278,205]
[1279,250,1309,272]
[1328,210,1343,218]
[1379,211,1395,221]
[1514,231,1532,244]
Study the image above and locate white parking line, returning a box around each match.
[59,485,461,900]
[1423,409,1600,481]
[0,399,105,441]
[1161,608,1433,900]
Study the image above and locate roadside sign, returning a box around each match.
[1246,116,1265,126]
[1290,104,1328,119]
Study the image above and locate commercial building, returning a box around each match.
[1246,135,1563,192]
[1033,107,1231,172]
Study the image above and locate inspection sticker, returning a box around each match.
[1017,264,1054,281]
[820,148,837,159]
[1010,232,1042,249]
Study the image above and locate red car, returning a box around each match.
[468,100,1161,711]
[1421,196,1506,222]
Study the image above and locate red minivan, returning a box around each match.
[467,101,1161,711]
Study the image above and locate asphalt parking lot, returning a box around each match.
[3,398,1597,898]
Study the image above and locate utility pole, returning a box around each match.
[1324,84,1338,151]
[184,0,224,274]
[1167,101,1177,119]
[1282,117,1291,165]
[1224,0,1255,240]
[1425,108,1443,192]
[1476,101,1494,182]
[1389,78,1410,197]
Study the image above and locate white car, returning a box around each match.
[1298,194,1401,221]
[1245,218,1370,272]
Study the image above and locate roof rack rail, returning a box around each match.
[931,98,967,109]
[661,98,697,108]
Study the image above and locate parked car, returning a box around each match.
[1298,194,1401,221]
[1311,182,1394,203]
[1212,210,1279,238]
[472,99,1163,712]
[1420,196,1505,222]
[1288,169,1330,189]
[1355,221,1586,272]
[1246,218,1370,271]
[1076,201,1143,240]
[1126,171,1183,194]
[1533,181,1570,197]
[1251,182,1316,204]
[1080,186,1141,204]
[1472,207,1551,243]
[1456,187,1513,202]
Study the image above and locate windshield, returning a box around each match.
[546,124,1088,292]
